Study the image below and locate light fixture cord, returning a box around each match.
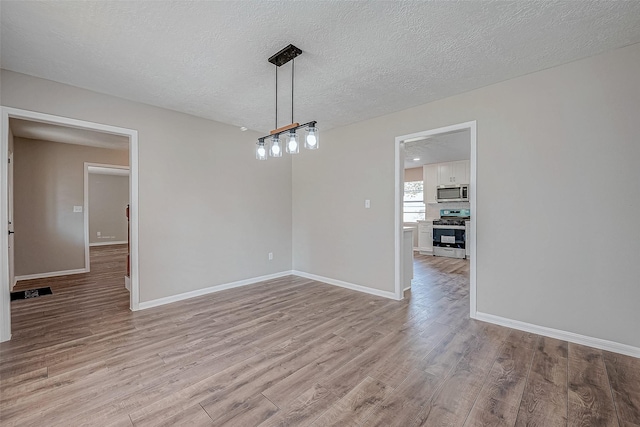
[291,58,294,123]
[275,65,278,129]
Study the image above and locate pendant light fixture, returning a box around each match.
[286,130,299,154]
[305,123,319,150]
[256,138,267,160]
[270,134,282,157]
[255,44,319,160]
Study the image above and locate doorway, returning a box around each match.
[84,163,131,273]
[394,121,477,318]
[1,107,140,342]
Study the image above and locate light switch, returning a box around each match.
[73,206,83,213]
[365,199,371,209]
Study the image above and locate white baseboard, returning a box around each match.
[474,311,640,359]
[138,271,294,310]
[292,270,398,300]
[138,270,399,311]
[89,241,128,247]
[15,268,88,282]
[124,275,131,292]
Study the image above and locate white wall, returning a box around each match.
[1,70,293,303]
[292,43,640,348]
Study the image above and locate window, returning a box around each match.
[404,181,425,222]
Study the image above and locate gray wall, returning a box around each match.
[292,43,640,348]
[2,69,293,301]
[89,174,129,244]
[13,137,128,276]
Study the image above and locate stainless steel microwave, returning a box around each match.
[436,185,469,203]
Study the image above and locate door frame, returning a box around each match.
[394,120,477,318]
[7,150,14,291]
[84,163,130,267]
[0,107,140,342]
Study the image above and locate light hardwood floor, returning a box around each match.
[1,246,639,426]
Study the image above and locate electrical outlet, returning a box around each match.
[97,232,101,237]
[365,199,371,209]
[73,205,83,213]
[268,252,273,261]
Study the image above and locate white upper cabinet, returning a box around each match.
[437,163,453,186]
[437,160,469,185]
[423,163,438,204]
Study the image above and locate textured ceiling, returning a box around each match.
[2,1,640,133]
[404,130,470,169]
[10,118,129,150]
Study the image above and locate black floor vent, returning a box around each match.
[11,287,53,301]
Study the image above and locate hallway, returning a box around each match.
[9,244,130,343]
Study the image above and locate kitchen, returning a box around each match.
[402,128,472,290]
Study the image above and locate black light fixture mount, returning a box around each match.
[268,44,302,66]
[255,44,319,160]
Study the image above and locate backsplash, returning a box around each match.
[426,201,470,219]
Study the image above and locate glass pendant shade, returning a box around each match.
[286,130,299,154]
[270,136,282,157]
[305,125,319,150]
[256,140,267,160]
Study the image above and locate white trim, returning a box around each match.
[475,312,640,359]
[129,131,139,311]
[1,109,12,341]
[14,268,88,282]
[7,151,14,293]
[139,270,399,312]
[87,165,130,176]
[394,121,477,313]
[292,270,399,300]
[84,165,89,272]
[1,107,140,342]
[124,275,131,292]
[469,122,477,319]
[394,139,402,300]
[138,271,294,310]
[89,241,128,247]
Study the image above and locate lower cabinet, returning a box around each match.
[418,221,433,254]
